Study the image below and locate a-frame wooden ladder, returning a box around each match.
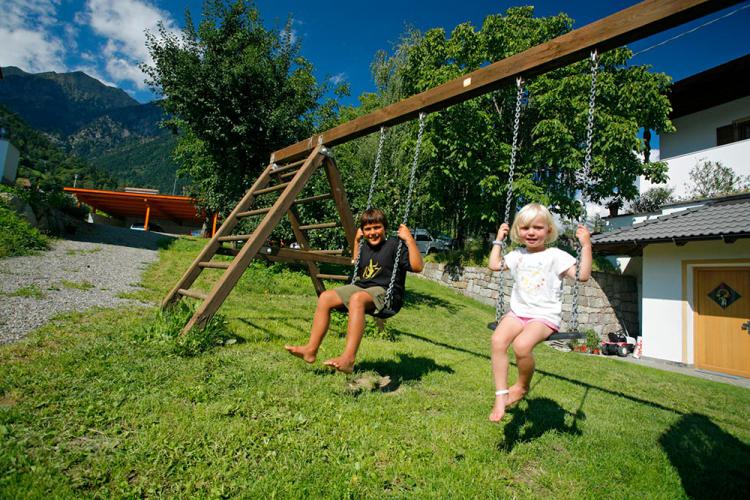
[162,144,357,335]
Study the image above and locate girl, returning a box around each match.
[488,203,592,422]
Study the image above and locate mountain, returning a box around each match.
[0,66,179,193]
[0,104,118,191]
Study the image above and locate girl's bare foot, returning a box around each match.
[506,384,528,407]
[284,345,316,364]
[489,391,508,422]
[323,356,355,374]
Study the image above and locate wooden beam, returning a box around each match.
[271,0,741,162]
[323,156,357,253]
[258,246,352,266]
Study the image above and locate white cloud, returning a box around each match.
[82,0,180,90]
[330,72,347,85]
[0,0,67,72]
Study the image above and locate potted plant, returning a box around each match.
[585,329,600,355]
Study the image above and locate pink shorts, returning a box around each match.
[505,311,559,332]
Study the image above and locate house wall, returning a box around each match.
[641,239,750,364]
[642,96,750,199]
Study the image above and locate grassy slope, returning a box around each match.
[1,238,748,498]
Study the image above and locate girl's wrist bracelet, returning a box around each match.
[492,240,504,246]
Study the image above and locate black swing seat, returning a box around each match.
[372,308,398,320]
[486,321,585,341]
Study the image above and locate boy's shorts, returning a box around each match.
[335,284,387,314]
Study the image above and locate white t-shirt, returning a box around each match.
[503,247,576,326]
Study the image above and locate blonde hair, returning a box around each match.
[510,203,559,245]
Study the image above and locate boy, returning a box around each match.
[285,208,424,373]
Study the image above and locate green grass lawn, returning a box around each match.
[1,238,749,498]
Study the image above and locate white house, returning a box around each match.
[639,54,750,199]
[592,195,750,378]
[590,55,750,378]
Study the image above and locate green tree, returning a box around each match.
[686,159,750,199]
[630,186,674,213]
[356,7,673,244]
[142,0,334,215]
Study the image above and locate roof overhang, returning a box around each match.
[593,233,750,255]
[64,187,204,224]
[670,54,750,119]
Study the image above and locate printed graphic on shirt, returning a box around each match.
[362,259,382,280]
[518,261,547,294]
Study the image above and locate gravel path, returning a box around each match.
[0,223,175,344]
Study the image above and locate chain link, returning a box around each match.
[494,77,524,322]
[351,126,387,284]
[570,50,599,332]
[385,112,426,308]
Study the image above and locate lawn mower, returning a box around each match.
[600,331,636,357]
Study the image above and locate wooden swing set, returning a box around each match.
[161,0,742,335]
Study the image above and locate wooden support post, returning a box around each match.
[144,203,151,232]
[212,212,218,237]
[180,147,325,333]
[322,156,357,254]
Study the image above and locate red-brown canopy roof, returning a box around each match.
[64,187,205,224]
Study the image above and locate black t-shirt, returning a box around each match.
[355,237,412,311]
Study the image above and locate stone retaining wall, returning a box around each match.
[415,262,639,337]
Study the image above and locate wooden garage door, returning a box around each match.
[694,268,750,378]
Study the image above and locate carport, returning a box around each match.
[64,187,215,234]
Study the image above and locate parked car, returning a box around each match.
[412,228,451,254]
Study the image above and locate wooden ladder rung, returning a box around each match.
[236,207,271,218]
[178,288,207,300]
[316,274,350,281]
[218,234,252,242]
[308,249,344,255]
[279,170,298,180]
[198,261,231,269]
[298,222,338,231]
[293,193,333,205]
[270,158,306,174]
[254,182,290,195]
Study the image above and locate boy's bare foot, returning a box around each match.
[323,356,355,374]
[506,384,528,407]
[284,345,316,364]
[489,393,508,422]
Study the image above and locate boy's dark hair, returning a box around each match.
[359,208,387,229]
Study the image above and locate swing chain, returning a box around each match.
[385,112,426,307]
[494,77,525,322]
[351,126,387,284]
[570,50,599,332]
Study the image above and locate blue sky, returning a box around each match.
[2,0,749,107]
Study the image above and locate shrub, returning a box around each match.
[139,301,235,356]
[0,205,49,258]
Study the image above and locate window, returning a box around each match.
[716,117,750,146]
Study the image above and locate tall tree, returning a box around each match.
[362,7,673,243]
[142,0,330,214]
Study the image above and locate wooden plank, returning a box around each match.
[271,0,742,162]
[178,288,207,301]
[254,182,290,195]
[198,262,231,269]
[259,246,352,265]
[181,147,325,333]
[270,159,305,174]
[298,222,338,231]
[316,274,350,281]
[287,207,326,295]
[309,249,345,255]
[293,193,333,205]
[323,156,357,253]
[217,234,253,242]
[236,207,272,218]
[161,162,275,308]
